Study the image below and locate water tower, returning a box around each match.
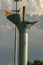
[5,0,38,65]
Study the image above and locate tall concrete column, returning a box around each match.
[19,22,31,65]
[19,31,29,65]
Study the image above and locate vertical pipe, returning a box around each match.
[19,31,29,65]
[14,27,16,65]
[16,1,17,14]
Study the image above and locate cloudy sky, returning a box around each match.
[0,0,43,65]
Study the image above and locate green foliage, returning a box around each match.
[32,60,41,65]
[41,61,43,65]
[27,60,43,65]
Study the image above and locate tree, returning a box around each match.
[32,60,42,65]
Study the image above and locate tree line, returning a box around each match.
[27,60,43,65]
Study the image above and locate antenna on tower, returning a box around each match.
[12,0,22,14]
